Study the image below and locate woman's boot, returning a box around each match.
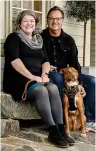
[48,125,69,148]
[58,124,75,146]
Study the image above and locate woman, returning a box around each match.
[3,10,75,148]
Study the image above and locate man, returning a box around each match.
[41,6,95,123]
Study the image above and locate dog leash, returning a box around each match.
[22,79,53,101]
[22,80,33,101]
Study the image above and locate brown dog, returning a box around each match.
[60,67,86,137]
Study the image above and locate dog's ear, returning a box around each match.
[71,68,79,79]
[75,70,79,79]
[60,69,64,74]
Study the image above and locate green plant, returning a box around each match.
[65,1,95,66]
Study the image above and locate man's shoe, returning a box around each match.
[48,125,69,148]
[58,124,75,146]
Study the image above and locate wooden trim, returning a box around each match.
[10,0,12,33]
[42,0,46,29]
[50,1,55,7]
[5,1,10,37]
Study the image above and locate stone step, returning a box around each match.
[0,92,41,120]
[18,129,48,143]
[18,126,95,145]
[1,136,45,151]
[1,118,96,151]
[1,135,96,151]
[1,119,20,137]
[1,118,95,145]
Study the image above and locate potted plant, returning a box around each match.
[65,1,95,66]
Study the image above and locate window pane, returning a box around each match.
[36,13,42,31]
[13,0,21,8]
[34,0,42,11]
[23,1,32,9]
[12,8,21,31]
[13,8,21,19]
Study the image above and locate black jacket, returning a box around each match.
[41,28,81,75]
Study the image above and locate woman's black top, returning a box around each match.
[3,32,49,100]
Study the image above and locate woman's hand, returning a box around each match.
[32,76,42,83]
[78,85,86,98]
[41,74,50,83]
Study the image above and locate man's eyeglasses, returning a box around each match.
[48,17,63,22]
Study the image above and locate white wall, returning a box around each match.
[54,0,91,66]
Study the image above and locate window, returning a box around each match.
[12,0,43,31]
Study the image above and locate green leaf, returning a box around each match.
[65,1,95,22]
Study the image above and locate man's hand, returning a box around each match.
[78,85,86,97]
[50,65,57,71]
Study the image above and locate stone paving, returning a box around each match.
[1,125,96,151]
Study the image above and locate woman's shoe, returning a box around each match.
[48,125,69,148]
[58,124,75,146]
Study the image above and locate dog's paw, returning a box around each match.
[80,133,87,137]
[85,129,89,133]
[68,134,71,137]
[65,129,70,136]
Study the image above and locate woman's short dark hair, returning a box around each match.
[15,10,39,30]
[47,6,64,19]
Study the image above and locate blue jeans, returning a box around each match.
[49,71,95,122]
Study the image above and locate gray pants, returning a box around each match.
[27,83,63,126]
